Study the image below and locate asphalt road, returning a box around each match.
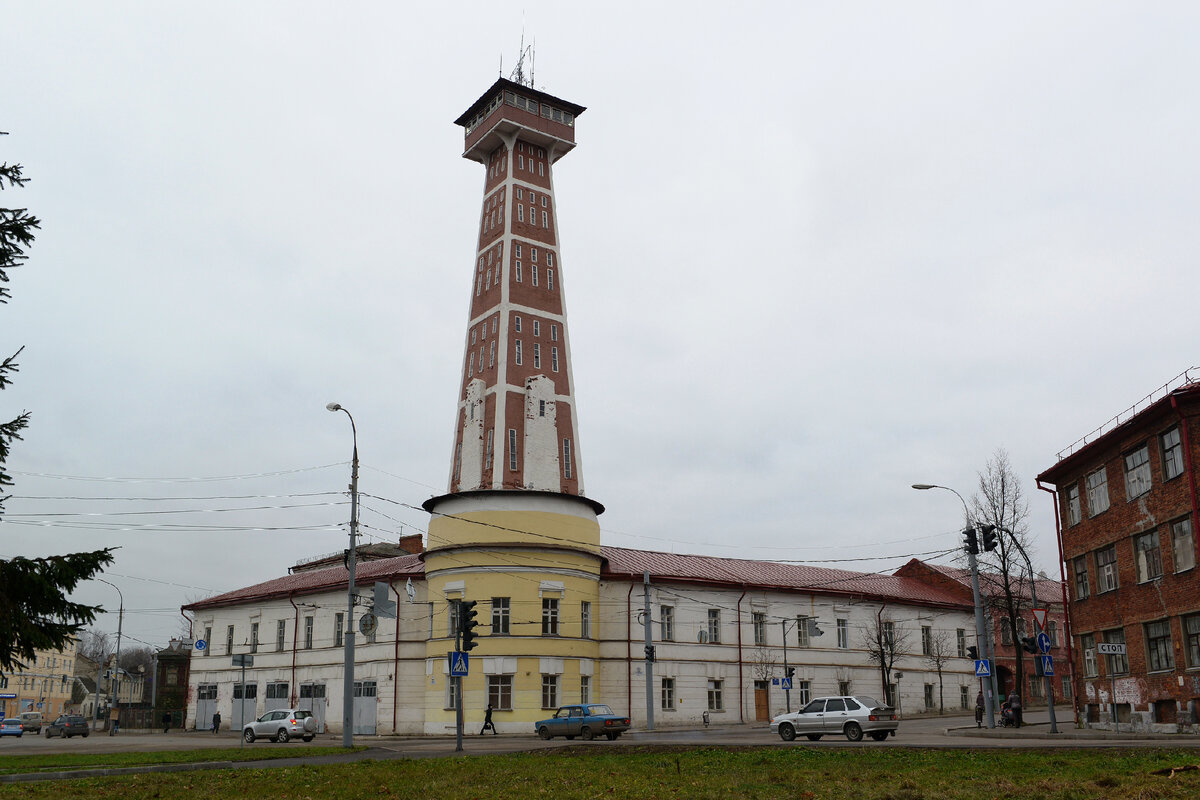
[4,710,1199,763]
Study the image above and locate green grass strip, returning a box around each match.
[0,746,358,775]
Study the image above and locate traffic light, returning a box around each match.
[980,525,999,552]
[459,600,480,651]
[963,527,979,555]
[644,645,656,663]
[1019,635,1038,654]
[785,666,796,679]
[966,646,979,661]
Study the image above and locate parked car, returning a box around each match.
[242,709,317,743]
[44,715,90,738]
[18,712,42,733]
[770,696,899,742]
[534,704,630,741]
[0,719,23,738]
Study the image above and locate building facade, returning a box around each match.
[1038,377,1200,731]
[0,639,78,720]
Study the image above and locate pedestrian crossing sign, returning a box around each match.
[448,651,469,677]
[974,659,991,677]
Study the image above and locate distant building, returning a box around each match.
[155,640,192,723]
[0,639,78,720]
[1038,376,1200,731]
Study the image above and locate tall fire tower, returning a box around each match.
[421,73,605,732]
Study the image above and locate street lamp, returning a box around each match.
[327,402,360,749]
[95,579,123,733]
[911,483,996,729]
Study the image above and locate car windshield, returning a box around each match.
[586,705,614,716]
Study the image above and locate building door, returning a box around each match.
[232,682,258,730]
[264,682,289,713]
[299,683,327,733]
[352,680,377,735]
[195,684,218,731]
[754,681,769,721]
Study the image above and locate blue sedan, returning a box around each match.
[0,719,23,738]
[535,704,630,741]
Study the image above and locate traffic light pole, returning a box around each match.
[453,600,463,753]
[643,572,655,732]
[781,620,791,713]
[966,535,996,729]
[1005,532,1059,734]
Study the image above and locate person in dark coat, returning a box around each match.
[479,704,497,735]
[212,711,221,734]
[1007,690,1022,728]
[975,691,984,727]
[163,711,171,734]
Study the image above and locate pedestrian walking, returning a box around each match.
[479,704,497,735]
[163,711,171,734]
[1007,690,1022,728]
[974,691,984,728]
[212,711,221,734]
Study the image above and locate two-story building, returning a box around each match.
[0,639,78,720]
[1038,376,1200,731]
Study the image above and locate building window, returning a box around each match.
[333,613,343,647]
[960,685,970,710]
[1096,545,1118,593]
[796,680,811,705]
[580,601,591,639]
[1172,517,1196,572]
[660,606,675,641]
[795,617,810,648]
[514,339,522,365]
[551,347,559,372]
[707,609,721,644]
[1125,445,1152,499]
[489,341,495,367]
[514,315,522,333]
[304,617,313,649]
[485,429,494,470]
[541,674,559,708]
[1073,556,1090,600]
[542,598,559,636]
[563,439,572,480]
[490,597,510,634]
[445,678,457,710]
[516,261,523,282]
[226,625,234,656]
[707,679,723,711]
[533,343,541,369]
[547,268,554,290]
[1065,485,1081,527]
[1146,620,1174,671]
[956,628,966,658]
[580,675,591,704]
[508,429,518,471]
[924,684,935,710]
[1162,426,1184,481]
[1086,468,1110,516]
[882,621,896,649]
[1103,629,1129,674]
[531,263,538,286]
[1081,634,1097,677]
[488,675,512,710]
[1134,530,1164,583]
[276,619,286,652]
[836,619,849,649]
[1184,614,1200,668]
[1047,620,1058,647]
[250,622,259,653]
[661,678,675,710]
[921,625,932,656]
[533,320,540,337]
[550,324,558,341]
[203,626,212,657]
[752,612,766,646]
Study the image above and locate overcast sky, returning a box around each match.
[4,2,1198,648]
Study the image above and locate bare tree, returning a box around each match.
[860,608,911,706]
[970,448,1034,700]
[750,645,777,683]
[76,629,114,664]
[923,629,955,713]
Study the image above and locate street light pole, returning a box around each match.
[998,527,1060,734]
[96,579,123,733]
[912,483,995,729]
[327,402,360,749]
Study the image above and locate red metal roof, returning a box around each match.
[918,561,1065,605]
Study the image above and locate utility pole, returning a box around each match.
[781,620,791,713]
[965,529,996,728]
[327,403,360,749]
[643,571,654,731]
[452,599,463,753]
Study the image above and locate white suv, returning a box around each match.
[242,709,317,743]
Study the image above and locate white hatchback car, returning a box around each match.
[242,709,317,743]
[770,696,898,742]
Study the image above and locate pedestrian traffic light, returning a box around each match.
[980,525,999,552]
[459,600,480,651]
[967,646,979,661]
[963,527,979,555]
[1019,635,1038,654]
[785,666,796,679]
[644,645,656,662]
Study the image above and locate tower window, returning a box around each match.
[485,429,493,469]
[539,162,544,177]
[533,343,541,369]
[563,439,572,480]
[532,268,538,287]
[518,154,524,170]
[533,320,540,337]
[529,205,535,224]
[514,315,522,332]
[547,269,554,290]
[532,248,538,261]
[486,269,491,289]
[551,347,559,372]
[492,317,497,334]
[541,211,548,228]
[551,324,558,341]
[547,253,554,267]
[518,205,524,222]
[489,341,495,367]
[538,400,546,417]
[514,340,523,365]
[508,429,518,471]
[541,196,548,208]
[468,353,474,376]
[471,330,477,345]
[515,243,522,257]
[516,261,522,282]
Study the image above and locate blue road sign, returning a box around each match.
[194,639,207,651]
[448,651,469,677]
[1040,655,1054,676]
[1037,632,1052,654]
[974,659,992,677]
[771,678,779,686]
[781,678,793,690]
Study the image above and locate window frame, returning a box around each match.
[541,674,559,709]
[1145,619,1174,672]
[488,674,513,711]
[1095,545,1118,593]
[752,612,766,646]
[706,609,721,644]
[1124,444,1152,500]
[541,598,560,636]
[1133,529,1164,583]
[1162,426,1184,481]
[1073,556,1091,600]
[1086,467,1110,517]
[1065,484,1081,527]
[660,606,675,641]
[491,597,510,635]
[1171,517,1196,573]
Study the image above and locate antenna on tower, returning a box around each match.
[509,30,535,88]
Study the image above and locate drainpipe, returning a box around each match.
[390,579,402,735]
[288,594,300,707]
[626,581,635,721]
[736,588,747,723]
[1038,480,1077,723]
[180,612,193,640]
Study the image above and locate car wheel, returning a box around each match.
[82,730,89,738]
[538,726,551,740]
[778,722,796,742]
[277,728,291,744]
[870,732,889,741]
[244,729,256,743]
[302,735,314,742]
[806,734,822,741]
[844,722,863,742]
[581,726,594,741]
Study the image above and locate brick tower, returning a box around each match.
[421,74,605,732]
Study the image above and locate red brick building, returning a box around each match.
[1037,376,1200,731]
[894,560,1070,705]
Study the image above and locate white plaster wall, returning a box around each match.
[522,375,560,490]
